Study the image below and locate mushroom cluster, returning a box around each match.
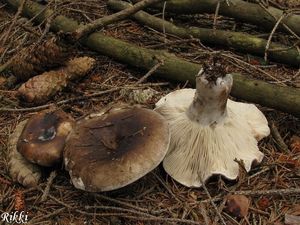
[7,60,270,191]
[8,105,170,191]
[8,109,75,187]
[155,61,270,187]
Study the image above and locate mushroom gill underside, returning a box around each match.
[155,88,270,188]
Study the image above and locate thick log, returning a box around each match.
[5,0,300,117]
[108,0,300,67]
[133,0,300,37]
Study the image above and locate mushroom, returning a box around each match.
[17,109,75,167]
[155,61,270,187]
[8,120,42,187]
[64,105,170,192]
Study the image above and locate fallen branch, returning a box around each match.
[133,0,300,37]
[108,0,300,67]
[5,0,300,117]
[73,0,166,40]
[233,188,300,196]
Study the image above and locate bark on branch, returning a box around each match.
[108,0,300,67]
[5,0,300,117]
[73,0,165,40]
[133,0,300,37]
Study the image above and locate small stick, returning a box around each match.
[162,1,167,43]
[200,178,227,225]
[75,209,201,224]
[40,170,57,202]
[233,188,300,196]
[136,60,164,84]
[85,205,157,218]
[73,0,165,40]
[147,38,198,48]
[30,208,65,223]
[0,82,169,112]
[95,194,149,212]
[0,0,26,46]
[151,171,181,202]
[199,203,210,225]
[213,1,220,30]
[264,13,286,62]
[270,122,289,153]
[0,88,119,112]
[258,3,300,40]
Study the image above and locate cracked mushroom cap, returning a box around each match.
[17,109,75,167]
[155,65,270,187]
[64,105,170,192]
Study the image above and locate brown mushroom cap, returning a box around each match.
[17,109,75,167]
[64,105,170,192]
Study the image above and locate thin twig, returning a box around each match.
[0,0,26,45]
[213,1,220,30]
[264,13,286,62]
[75,209,201,224]
[151,172,181,202]
[233,188,300,196]
[199,203,210,225]
[200,178,227,225]
[0,88,119,112]
[259,3,300,40]
[40,170,57,202]
[73,0,165,39]
[136,60,164,84]
[270,122,289,153]
[0,82,169,112]
[147,37,199,48]
[30,208,65,223]
[95,194,149,212]
[162,1,167,43]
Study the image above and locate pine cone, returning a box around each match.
[18,57,95,104]
[9,38,70,81]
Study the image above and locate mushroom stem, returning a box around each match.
[186,72,233,126]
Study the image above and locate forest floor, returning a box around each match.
[0,0,300,224]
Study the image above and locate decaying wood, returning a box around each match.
[133,0,300,37]
[5,0,300,117]
[73,0,166,40]
[108,0,300,67]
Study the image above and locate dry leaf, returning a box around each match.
[225,194,250,218]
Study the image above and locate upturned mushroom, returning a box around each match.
[64,104,170,192]
[17,109,75,167]
[155,61,270,187]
